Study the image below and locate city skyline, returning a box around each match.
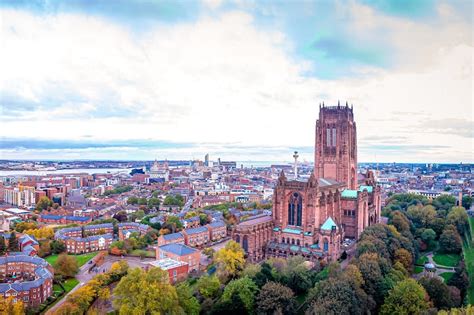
[1,0,473,163]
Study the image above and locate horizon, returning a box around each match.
[1,0,473,163]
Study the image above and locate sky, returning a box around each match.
[0,0,473,163]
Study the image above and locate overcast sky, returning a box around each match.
[1,0,473,163]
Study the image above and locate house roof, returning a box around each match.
[321,217,338,231]
[163,232,184,241]
[185,226,208,235]
[159,243,197,256]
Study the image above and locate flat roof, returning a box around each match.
[148,258,188,270]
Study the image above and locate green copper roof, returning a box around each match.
[273,227,280,232]
[282,228,302,235]
[290,245,300,252]
[304,231,312,236]
[310,243,320,249]
[321,217,338,230]
[341,189,358,198]
[359,185,373,193]
[301,247,310,253]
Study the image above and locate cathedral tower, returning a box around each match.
[314,102,357,189]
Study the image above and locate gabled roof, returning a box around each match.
[321,217,338,231]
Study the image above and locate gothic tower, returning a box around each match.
[314,102,357,189]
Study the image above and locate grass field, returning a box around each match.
[439,272,455,283]
[463,217,474,304]
[432,253,461,267]
[63,278,80,292]
[128,249,155,258]
[415,255,428,265]
[45,252,98,267]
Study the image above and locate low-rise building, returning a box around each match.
[156,244,200,272]
[182,226,209,247]
[148,258,188,283]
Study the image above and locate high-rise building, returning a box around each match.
[232,103,382,262]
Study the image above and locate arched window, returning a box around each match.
[288,192,303,226]
[323,238,329,252]
[235,235,240,244]
[243,235,248,253]
[297,239,300,246]
[291,239,295,245]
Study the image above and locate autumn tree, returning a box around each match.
[14,221,37,232]
[394,248,413,271]
[50,239,66,254]
[36,196,53,211]
[214,240,245,281]
[380,279,429,315]
[113,267,180,314]
[256,281,296,315]
[54,253,79,278]
[0,296,24,315]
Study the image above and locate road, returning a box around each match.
[46,255,154,314]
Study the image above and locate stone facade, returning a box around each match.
[233,104,382,263]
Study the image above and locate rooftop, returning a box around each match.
[159,243,198,256]
[148,258,187,270]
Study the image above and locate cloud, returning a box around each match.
[0,2,473,163]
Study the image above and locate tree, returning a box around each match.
[211,291,248,315]
[355,253,385,303]
[439,225,463,254]
[421,228,437,249]
[38,240,51,257]
[418,276,453,310]
[394,248,413,272]
[164,216,183,233]
[256,281,296,315]
[67,284,96,312]
[462,196,472,209]
[448,262,469,298]
[197,275,221,299]
[390,210,411,232]
[253,262,275,287]
[214,240,245,281]
[36,196,53,211]
[50,240,66,254]
[380,279,429,315]
[8,232,19,252]
[54,254,79,278]
[407,205,436,228]
[176,282,200,315]
[447,207,468,234]
[113,267,180,314]
[113,211,128,222]
[221,276,259,313]
[147,197,160,209]
[0,296,25,315]
[0,237,6,255]
[98,287,111,309]
[199,213,210,226]
[14,221,37,232]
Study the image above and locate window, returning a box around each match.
[288,192,303,226]
[332,128,337,146]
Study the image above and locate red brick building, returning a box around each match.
[156,244,201,272]
[0,255,54,307]
[148,258,189,283]
[233,104,382,262]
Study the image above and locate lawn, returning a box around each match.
[462,217,474,304]
[63,278,80,292]
[128,249,155,258]
[414,266,424,274]
[45,252,98,267]
[415,255,428,265]
[439,272,454,283]
[432,253,461,267]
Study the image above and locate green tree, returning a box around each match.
[221,276,259,313]
[390,211,411,233]
[197,275,221,299]
[113,267,180,315]
[0,237,6,255]
[36,196,53,211]
[418,276,453,310]
[50,240,66,254]
[127,196,138,205]
[446,207,468,234]
[54,254,79,278]
[8,232,19,252]
[256,281,296,315]
[407,205,436,228]
[439,225,462,254]
[380,279,429,315]
[421,228,437,249]
[165,215,183,233]
[461,195,472,209]
[176,282,200,315]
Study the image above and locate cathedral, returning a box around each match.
[232,103,382,262]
